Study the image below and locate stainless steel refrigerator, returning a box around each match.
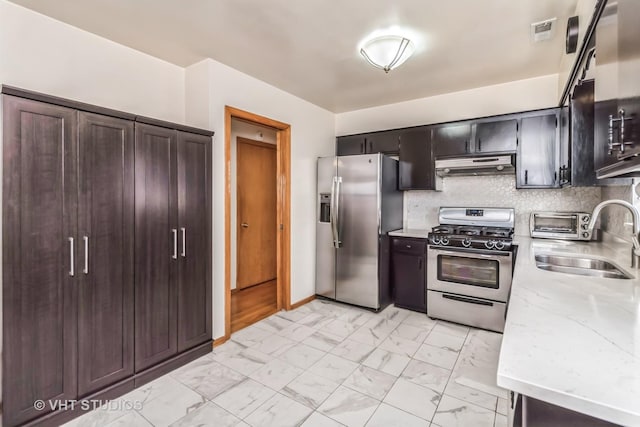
[316,154,403,310]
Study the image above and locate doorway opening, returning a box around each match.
[224,107,291,339]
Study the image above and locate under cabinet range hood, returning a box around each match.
[435,155,515,177]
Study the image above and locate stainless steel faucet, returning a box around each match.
[587,199,640,268]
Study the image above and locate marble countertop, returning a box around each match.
[388,229,430,239]
[498,236,640,426]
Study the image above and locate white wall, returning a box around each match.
[230,119,277,291]
[335,74,560,135]
[0,0,185,123]
[184,58,335,340]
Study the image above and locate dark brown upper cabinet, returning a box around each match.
[592,0,640,178]
[432,123,472,157]
[336,134,365,155]
[2,95,79,427]
[475,119,518,154]
[336,130,400,156]
[516,111,560,188]
[398,127,438,190]
[366,131,400,154]
[77,112,135,396]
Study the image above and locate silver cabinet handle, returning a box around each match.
[83,236,89,274]
[69,237,75,276]
[181,227,186,257]
[172,229,178,259]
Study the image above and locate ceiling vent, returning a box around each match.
[530,18,557,42]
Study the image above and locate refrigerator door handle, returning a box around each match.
[334,176,342,248]
[330,176,338,248]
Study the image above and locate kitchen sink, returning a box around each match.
[534,254,633,279]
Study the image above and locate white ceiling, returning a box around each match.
[9,0,579,113]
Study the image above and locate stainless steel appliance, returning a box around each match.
[426,207,516,333]
[316,154,403,310]
[530,211,593,240]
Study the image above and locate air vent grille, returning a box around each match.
[531,18,557,42]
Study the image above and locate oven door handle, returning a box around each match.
[429,247,513,258]
[442,293,494,306]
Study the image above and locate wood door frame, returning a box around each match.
[224,106,291,342]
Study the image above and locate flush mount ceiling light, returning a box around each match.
[360,35,415,73]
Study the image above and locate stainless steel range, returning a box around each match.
[426,207,516,333]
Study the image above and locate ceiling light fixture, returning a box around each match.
[360,35,415,73]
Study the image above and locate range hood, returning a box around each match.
[596,153,640,179]
[435,155,515,177]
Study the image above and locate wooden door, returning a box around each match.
[237,137,277,290]
[77,112,135,395]
[134,123,178,371]
[177,131,212,351]
[2,95,78,426]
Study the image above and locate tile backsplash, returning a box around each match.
[404,175,602,236]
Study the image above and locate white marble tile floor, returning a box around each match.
[64,299,507,427]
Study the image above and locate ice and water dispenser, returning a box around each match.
[319,193,331,222]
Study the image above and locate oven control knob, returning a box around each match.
[432,236,441,245]
[582,232,590,239]
[494,240,505,250]
[582,214,590,223]
[461,238,472,248]
[485,240,495,249]
[581,223,589,230]
[440,237,449,246]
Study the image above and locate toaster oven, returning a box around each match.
[530,212,593,241]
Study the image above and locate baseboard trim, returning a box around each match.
[290,295,315,310]
[134,341,213,387]
[213,335,230,347]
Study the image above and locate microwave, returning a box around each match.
[530,212,594,241]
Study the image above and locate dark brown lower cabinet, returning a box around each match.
[77,112,135,396]
[134,124,213,370]
[134,123,179,371]
[2,87,213,427]
[391,238,427,313]
[2,95,79,427]
[177,131,212,352]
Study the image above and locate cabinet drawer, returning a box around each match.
[391,238,427,255]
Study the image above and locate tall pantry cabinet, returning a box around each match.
[1,87,213,427]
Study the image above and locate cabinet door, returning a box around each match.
[336,135,365,156]
[177,132,212,352]
[134,123,178,371]
[77,113,135,396]
[365,131,399,154]
[432,124,472,157]
[399,128,434,190]
[391,239,426,313]
[475,119,518,154]
[2,96,78,426]
[517,114,559,188]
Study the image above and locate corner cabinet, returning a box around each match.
[2,87,213,427]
